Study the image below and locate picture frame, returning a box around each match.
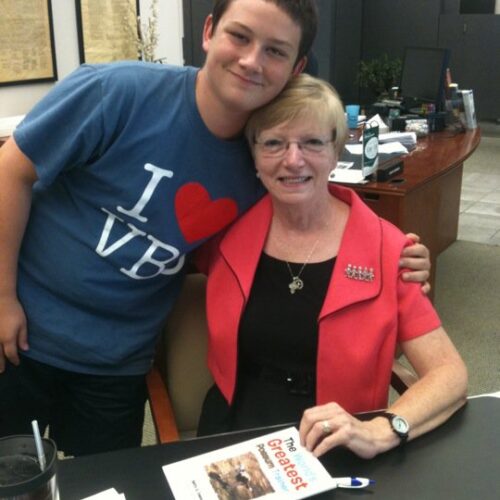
[0,0,58,87]
[75,0,141,64]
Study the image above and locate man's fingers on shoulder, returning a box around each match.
[400,258,426,271]
[402,243,429,258]
[405,232,420,243]
[402,270,430,283]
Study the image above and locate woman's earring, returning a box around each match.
[256,171,260,178]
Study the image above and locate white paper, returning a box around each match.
[80,488,125,499]
[379,142,408,155]
[365,114,389,133]
[163,427,337,499]
[378,131,416,144]
[360,131,416,148]
[329,168,366,184]
[336,161,354,169]
[345,144,363,155]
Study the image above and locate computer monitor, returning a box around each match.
[399,46,450,112]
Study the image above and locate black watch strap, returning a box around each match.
[378,412,409,444]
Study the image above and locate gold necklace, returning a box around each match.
[285,237,322,294]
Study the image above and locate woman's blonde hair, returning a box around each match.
[245,73,348,155]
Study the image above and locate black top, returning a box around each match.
[239,253,335,373]
[197,253,335,435]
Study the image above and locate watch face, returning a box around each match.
[392,416,409,434]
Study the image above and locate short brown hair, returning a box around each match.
[245,74,348,155]
[210,0,318,63]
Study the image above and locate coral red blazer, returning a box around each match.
[195,184,440,413]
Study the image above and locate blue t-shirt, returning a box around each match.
[14,62,264,375]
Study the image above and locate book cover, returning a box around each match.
[163,427,336,499]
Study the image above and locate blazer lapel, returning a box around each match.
[218,196,273,301]
[320,185,382,318]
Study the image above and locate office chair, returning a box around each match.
[146,274,418,444]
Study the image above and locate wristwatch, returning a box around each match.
[379,412,410,444]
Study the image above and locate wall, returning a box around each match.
[362,0,442,60]
[0,0,184,119]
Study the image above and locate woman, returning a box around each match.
[194,74,467,458]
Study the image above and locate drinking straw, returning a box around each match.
[31,420,46,471]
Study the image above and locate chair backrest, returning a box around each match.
[163,273,213,433]
[147,274,417,443]
[147,274,213,442]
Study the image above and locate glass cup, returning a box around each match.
[345,104,360,129]
[0,436,59,500]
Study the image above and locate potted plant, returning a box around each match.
[356,54,402,103]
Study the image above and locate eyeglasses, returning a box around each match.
[254,137,334,157]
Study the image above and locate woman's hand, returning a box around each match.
[400,233,431,294]
[298,402,397,458]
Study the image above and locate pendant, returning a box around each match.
[288,276,304,294]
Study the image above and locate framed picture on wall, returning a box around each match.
[75,0,141,64]
[0,0,58,86]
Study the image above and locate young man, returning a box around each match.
[0,0,429,456]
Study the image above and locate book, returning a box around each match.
[460,90,477,130]
[162,427,337,499]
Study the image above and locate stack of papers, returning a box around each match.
[377,131,417,149]
[346,142,409,156]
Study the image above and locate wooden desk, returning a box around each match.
[346,129,481,295]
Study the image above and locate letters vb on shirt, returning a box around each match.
[95,163,238,280]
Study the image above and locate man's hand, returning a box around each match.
[0,296,29,372]
[400,233,431,294]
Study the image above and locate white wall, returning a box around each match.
[0,0,184,118]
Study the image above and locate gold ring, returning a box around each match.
[321,420,332,435]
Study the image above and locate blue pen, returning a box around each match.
[333,477,375,489]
